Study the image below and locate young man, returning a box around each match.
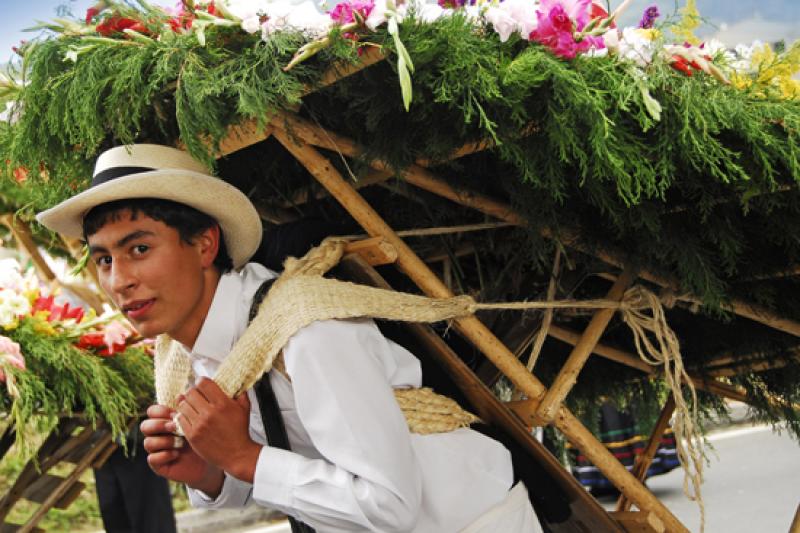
[37,144,540,532]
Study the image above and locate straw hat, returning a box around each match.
[36,144,262,269]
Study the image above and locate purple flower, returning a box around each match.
[638,5,660,29]
[329,0,375,24]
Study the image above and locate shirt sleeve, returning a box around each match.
[251,318,423,532]
[187,473,253,509]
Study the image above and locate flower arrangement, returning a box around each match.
[24,0,792,123]
[0,258,154,457]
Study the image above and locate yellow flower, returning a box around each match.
[670,0,701,46]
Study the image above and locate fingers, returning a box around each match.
[146,404,175,420]
[144,434,184,454]
[141,413,176,437]
[147,449,180,471]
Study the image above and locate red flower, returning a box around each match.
[31,295,85,323]
[12,166,28,183]
[589,3,616,28]
[670,55,693,76]
[95,16,149,37]
[86,7,101,24]
[76,332,126,357]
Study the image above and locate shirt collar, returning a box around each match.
[190,263,276,362]
[191,270,246,362]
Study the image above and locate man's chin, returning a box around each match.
[130,321,162,340]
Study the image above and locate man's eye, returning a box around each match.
[96,256,112,267]
[133,244,149,255]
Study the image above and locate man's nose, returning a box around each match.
[110,262,137,293]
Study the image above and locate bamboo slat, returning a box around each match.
[616,395,677,512]
[273,129,689,533]
[534,269,636,425]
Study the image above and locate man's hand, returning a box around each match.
[174,377,261,483]
[141,404,225,497]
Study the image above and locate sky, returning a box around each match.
[1,0,799,65]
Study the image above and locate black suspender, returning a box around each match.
[248,278,316,533]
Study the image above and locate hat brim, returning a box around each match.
[36,170,262,269]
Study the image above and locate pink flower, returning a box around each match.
[0,335,24,383]
[329,0,374,25]
[529,0,603,59]
[103,320,132,351]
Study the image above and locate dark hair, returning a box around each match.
[83,198,233,272]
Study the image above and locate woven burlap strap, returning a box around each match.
[154,238,702,485]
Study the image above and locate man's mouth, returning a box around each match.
[122,299,155,320]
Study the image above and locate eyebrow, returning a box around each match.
[89,230,156,255]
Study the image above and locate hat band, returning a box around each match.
[92,166,155,187]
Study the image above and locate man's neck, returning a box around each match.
[169,268,223,349]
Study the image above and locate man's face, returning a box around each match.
[87,210,216,345]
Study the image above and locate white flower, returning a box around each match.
[0,289,30,327]
[415,3,446,24]
[365,0,389,31]
[616,27,658,67]
[223,0,267,20]
[0,259,25,292]
[257,1,331,38]
[483,0,539,42]
[241,15,263,33]
[484,6,515,42]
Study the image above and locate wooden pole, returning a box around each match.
[534,269,637,425]
[616,394,677,512]
[272,129,689,533]
[1,214,57,281]
[790,503,800,533]
[267,113,800,339]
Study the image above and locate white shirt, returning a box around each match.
[185,264,518,532]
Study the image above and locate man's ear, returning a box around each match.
[197,225,221,269]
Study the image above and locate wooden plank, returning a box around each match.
[22,474,85,509]
[274,129,689,533]
[534,269,636,425]
[343,237,397,266]
[20,431,114,533]
[610,511,666,533]
[0,419,79,522]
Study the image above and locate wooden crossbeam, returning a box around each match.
[609,511,666,533]
[265,112,800,339]
[272,128,689,533]
[534,268,636,425]
[616,394,677,513]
